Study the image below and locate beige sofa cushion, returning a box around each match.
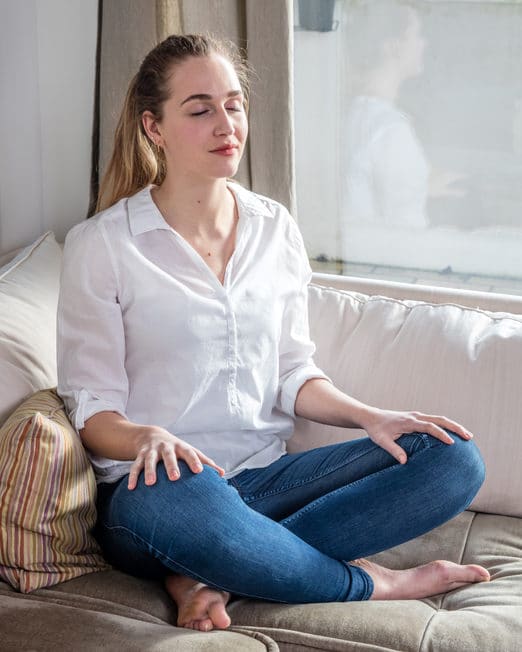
[0,569,278,651]
[0,231,61,427]
[9,509,516,652]
[227,510,522,651]
[289,284,522,518]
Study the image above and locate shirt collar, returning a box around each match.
[128,182,274,237]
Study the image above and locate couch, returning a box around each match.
[1,230,521,651]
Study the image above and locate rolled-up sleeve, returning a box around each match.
[276,219,332,418]
[56,220,129,431]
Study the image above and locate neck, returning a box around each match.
[151,174,234,238]
[359,64,404,103]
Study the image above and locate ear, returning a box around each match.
[141,110,163,147]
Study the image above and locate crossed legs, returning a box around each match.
[94,432,489,630]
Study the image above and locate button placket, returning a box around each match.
[224,295,240,413]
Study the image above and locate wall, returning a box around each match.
[0,0,98,253]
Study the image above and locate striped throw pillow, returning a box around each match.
[0,388,110,593]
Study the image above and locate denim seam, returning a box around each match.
[341,560,374,601]
[101,522,294,603]
[233,439,416,503]
[243,432,434,504]
[280,435,438,529]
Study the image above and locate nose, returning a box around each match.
[214,107,235,136]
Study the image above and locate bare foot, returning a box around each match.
[164,574,231,632]
[350,558,490,600]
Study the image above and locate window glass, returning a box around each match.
[294,0,522,296]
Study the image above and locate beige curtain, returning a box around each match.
[97,0,182,188]
[96,0,295,215]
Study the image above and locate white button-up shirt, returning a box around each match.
[56,182,331,484]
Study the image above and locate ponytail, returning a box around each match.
[96,74,167,212]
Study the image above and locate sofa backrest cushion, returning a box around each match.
[289,283,522,519]
[0,231,61,427]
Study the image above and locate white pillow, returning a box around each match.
[0,246,24,269]
[0,231,62,427]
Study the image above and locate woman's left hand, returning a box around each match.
[361,408,474,465]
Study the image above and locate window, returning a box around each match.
[294,0,522,296]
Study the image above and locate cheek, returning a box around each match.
[236,115,249,142]
[171,123,207,151]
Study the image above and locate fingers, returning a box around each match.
[179,445,204,474]
[127,454,144,490]
[162,446,180,482]
[127,449,160,490]
[127,441,226,491]
[412,412,474,442]
[195,450,226,477]
[380,439,408,465]
[177,446,225,476]
[420,422,455,445]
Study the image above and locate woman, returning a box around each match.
[56,34,489,634]
[340,1,466,232]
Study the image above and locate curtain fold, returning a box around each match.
[245,0,295,215]
[97,0,182,193]
[96,0,294,215]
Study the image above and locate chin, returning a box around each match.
[212,162,241,178]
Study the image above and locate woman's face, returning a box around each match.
[144,53,248,182]
[396,10,426,79]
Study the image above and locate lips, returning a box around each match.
[210,144,239,155]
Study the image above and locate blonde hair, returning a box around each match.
[96,34,251,213]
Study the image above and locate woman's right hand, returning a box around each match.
[128,425,226,490]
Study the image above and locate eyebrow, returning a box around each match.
[180,89,243,106]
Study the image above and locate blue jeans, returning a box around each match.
[94,431,485,603]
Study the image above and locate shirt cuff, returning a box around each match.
[62,388,128,431]
[279,365,332,418]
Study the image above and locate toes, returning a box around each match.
[431,560,490,586]
[196,618,214,632]
[472,564,490,579]
[208,601,232,629]
[466,564,490,582]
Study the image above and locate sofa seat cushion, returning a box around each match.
[226,510,522,651]
[0,572,278,651]
[2,510,518,651]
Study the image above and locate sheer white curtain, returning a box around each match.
[0,0,98,255]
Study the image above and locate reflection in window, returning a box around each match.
[294,0,522,296]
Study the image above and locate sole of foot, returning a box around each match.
[350,558,490,600]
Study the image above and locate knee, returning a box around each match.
[429,430,486,508]
[451,433,486,507]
